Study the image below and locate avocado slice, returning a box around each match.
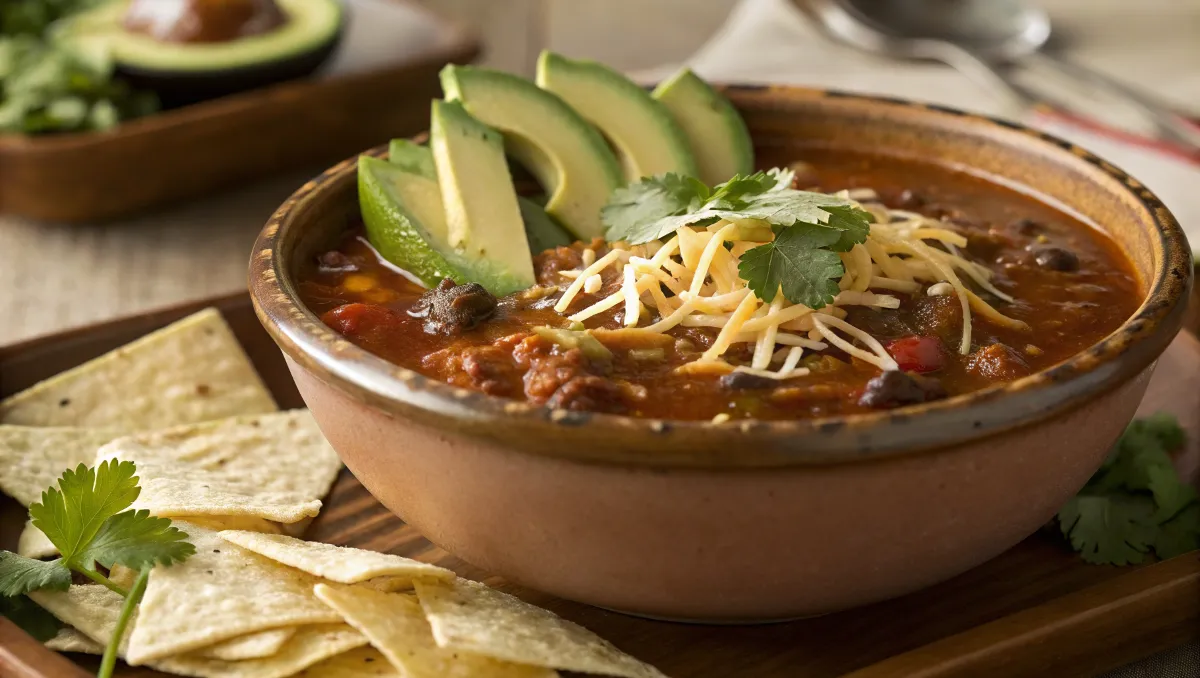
[652,68,754,185]
[429,100,535,295]
[440,64,622,241]
[388,139,572,253]
[358,155,466,289]
[57,0,343,108]
[536,51,698,182]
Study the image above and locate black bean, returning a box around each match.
[896,189,925,209]
[720,371,778,391]
[317,251,357,272]
[858,370,947,409]
[1011,218,1043,235]
[1029,245,1079,272]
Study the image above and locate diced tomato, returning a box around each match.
[885,336,945,373]
[322,303,404,347]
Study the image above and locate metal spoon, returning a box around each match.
[804,0,1200,153]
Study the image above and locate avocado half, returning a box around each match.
[58,0,344,108]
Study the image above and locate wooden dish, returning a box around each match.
[0,293,1197,677]
[0,1,479,224]
[250,87,1193,620]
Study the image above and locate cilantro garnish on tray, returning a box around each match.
[600,168,873,309]
[0,460,194,678]
[1056,413,1200,565]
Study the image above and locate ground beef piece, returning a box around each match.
[966,343,1031,381]
[911,295,963,343]
[546,376,627,413]
[520,346,626,413]
[523,347,589,401]
[720,371,778,390]
[408,279,497,336]
[1027,244,1080,272]
[534,245,583,282]
[421,344,520,397]
[858,370,947,409]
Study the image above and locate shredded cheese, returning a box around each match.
[555,249,622,313]
[546,190,1033,377]
[622,266,641,327]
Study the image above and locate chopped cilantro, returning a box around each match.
[0,461,194,678]
[1056,414,1199,565]
[600,169,872,309]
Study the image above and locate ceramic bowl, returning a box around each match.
[249,86,1192,621]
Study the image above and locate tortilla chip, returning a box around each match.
[31,584,366,678]
[217,531,454,591]
[292,646,400,677]
[0,426,123,506]
[313,584,554,678]
[126,523,344,665]
[0,309,277,430]
[415,579,667,678]
[17,520,57,559]
[96,410,342,524]
[45,627,104,655]
[196,627,297,661]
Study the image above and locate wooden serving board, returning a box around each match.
[1,293,1197,678]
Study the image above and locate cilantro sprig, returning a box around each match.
[1056,413,1199,565]
[600,169,873,309]
[0,461,194,678]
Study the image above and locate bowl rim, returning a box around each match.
[249,84,1193,469]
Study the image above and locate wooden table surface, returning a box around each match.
[0,171,315,345]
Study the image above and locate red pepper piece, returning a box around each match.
[885,336,945,373]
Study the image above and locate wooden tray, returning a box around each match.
[1,293,1197,678]
[0,1,479,224]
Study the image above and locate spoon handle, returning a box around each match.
[918,41,1039,118]
[1024,52,1200,153]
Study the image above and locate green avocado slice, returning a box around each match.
[429,100,535,295]
[652,67,754,185]
[388,139,572,254]
[536,51,699,182]
[440,64,622,241]
[358,155,466,289]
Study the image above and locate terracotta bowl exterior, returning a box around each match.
[249,86,1193,621]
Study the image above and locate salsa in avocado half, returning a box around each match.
[59,0,343,108]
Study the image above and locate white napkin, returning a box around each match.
[632,0,1199,254]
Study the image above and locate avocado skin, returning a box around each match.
[115,28,342,108]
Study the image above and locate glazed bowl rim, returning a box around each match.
[249,85,1193,469]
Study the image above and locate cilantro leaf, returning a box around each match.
[1153,503,1200,560]
[601,173,709,244]
[1058,494,1157,565]
[0,552,70,597]
[0,594,62,642]
[823,205,874,252]
[1056,414,1198,565]
[29,460,140,566]
[738,224,845,307]
[601,169,871,249]
[77,509,195,571]
[1146,465,1198,521]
